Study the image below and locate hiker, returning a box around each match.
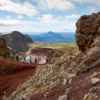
[10,53,13,60]
[35,56,37,64]
[15,53,19,62]
[22,55,26,63]
[29,55,33,64]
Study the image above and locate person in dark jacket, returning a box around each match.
[15,53,19,62]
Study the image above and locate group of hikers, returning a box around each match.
[4,52,36,64]
[3,51,48,65]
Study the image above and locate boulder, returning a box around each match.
[83,47,100,65]
[90,78,100,85]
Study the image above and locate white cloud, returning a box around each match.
[71,0,100,6]
[65,14,80,20]
[0,13,80,32]
[86,7,98,14]
[0,19,21,26]
[36,0,75,11]
[17,15,24,19]
[6,15,11,19]
[0,0,38,16]
[37,14,57,25]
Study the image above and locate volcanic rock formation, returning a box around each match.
[76,12,100,52]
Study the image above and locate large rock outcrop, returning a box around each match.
[2,31,33,52]
[76,12,100,52]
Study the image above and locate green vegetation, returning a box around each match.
[29,42,78,65]
[0,37,10,56]
[30,42,76,49]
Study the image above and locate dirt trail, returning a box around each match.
[0,56,36,99]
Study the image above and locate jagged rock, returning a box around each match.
[90,78,100,85]
[92,37,100,47]
[83,47,100,65]
[76,12,100,52]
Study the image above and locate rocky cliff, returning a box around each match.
[2,31,33,52]
[76,12,100,52]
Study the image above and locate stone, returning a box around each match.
[68,79,72,84]
[58,94,67,100]
[44,92,49,98]
[92,37,100,47]
[83,86,100,100]
[62,78,67,85]
[65,87,71,95]
[80,46,100,69]
[89,72,99,78]
[90,78,100,85]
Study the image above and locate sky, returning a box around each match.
[0,0,100,34]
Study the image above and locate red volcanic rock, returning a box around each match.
[0,57,36,99]
[76,12,100,52]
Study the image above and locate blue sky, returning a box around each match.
[0,0,100,34]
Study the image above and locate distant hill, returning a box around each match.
[1,31,33,52]
[30,31,75,43]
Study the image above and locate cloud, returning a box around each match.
[71,0,100,6]
[65,14,81,20]
[0,19,21,26]
[6,15,12,19]
[35,13,81,32]
[37,14,57,25]
[17,15,24,19]
[35,0,75,11]
[0,0,38,16]
[86,7,98,14]
[0,13,81,32]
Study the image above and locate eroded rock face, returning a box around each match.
[76,12,100,52]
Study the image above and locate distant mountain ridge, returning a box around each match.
[1,31,33,52]
[30,31,75,43]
